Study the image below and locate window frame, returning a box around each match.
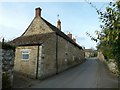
[21,49,31,60]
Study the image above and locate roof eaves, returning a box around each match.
[41,17,82,49]
[18,43,42,46]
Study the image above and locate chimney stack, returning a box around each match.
[67,32,72,39]
[35,7,42,18]
[73,38,76,42]
[57,19,61,30]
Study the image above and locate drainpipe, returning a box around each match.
[36,45,39,79]
[56,34,58,74]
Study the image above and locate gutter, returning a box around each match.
[36,45,39,79]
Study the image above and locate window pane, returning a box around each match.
[21,51,29,60]
[22,54,29,59]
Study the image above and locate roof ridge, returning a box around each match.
[41,17,83,50]
[41,17,59,31]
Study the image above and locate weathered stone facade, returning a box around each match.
[37,33,57,79]
[57,35,84,73]
[84,49,97,58]
[12,7,85,80]
[14,46,38,78]
[0,44,2,89]
[14,33,85,79]
[22,17,54,36]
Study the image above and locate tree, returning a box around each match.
[86,1,120,74]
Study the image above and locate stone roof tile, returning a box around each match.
[10,32,54,46]
[41,17,82,49]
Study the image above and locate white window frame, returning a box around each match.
[21,49,31,60]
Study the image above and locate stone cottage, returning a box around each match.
[84,49,97,58]
[11,7,85,79]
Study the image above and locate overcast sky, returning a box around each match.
[0,1,110,49]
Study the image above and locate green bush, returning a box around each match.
[2,73,12,89]
[2,42,15,51]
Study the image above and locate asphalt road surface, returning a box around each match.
[31,57,119,88]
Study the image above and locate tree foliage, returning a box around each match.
[1,38,15,50]
[86,1,120,73]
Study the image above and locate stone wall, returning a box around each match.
[22,18,54,36]
[0,42,2,89]
[38,33,57,79]
[2,49,15,88]
[14,46,38,79]
[85,52,90,58]
[0,49,2,89]
[14,33,85,80]
[97,51,105,62]
[37,33,85,79]
[57,35,85,73]
[97,51,119,76]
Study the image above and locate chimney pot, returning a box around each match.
[67,33,72,39]
[35,7,42,18]
[57,19,61,30]
[73,38,76,42]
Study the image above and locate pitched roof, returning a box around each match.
[10,32,54,46]
[11,16,82,49]
[41,17,82,49]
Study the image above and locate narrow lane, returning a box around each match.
[31,58,118,88]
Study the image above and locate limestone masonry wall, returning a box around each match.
[57,35,85,73]
[23,18,54,36]
[14,46,38,78]
[36,34,85,79]
[38,33,57,79]
[97,51,119,76]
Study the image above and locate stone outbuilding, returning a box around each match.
[11,7,85,79]
[84,49,97,58]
